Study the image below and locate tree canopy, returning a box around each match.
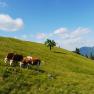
[45,39,56,50]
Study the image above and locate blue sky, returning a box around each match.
[0,0,94,50]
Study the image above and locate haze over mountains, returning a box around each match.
[80,47,94,57]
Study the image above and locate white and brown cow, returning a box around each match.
[4,53,23,66]
[21,56,41,67]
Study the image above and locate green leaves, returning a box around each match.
[45,39,56,50]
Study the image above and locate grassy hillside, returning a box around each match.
[0,37,94,94]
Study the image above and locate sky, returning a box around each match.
[0,0,94,50]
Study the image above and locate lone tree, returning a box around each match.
[75,48,80,54]
[85,54,88,58]
[45,39,56,50]
[90,52,94,60]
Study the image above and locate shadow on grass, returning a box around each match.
[35,69,46,73]
[31,67,46,73]
[21,65,46,74]
[53,51,66,54]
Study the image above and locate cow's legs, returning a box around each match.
[19,61,23,67]
[27,63,31,68]
[38,61,40,66]
[10,60,13,66]
[36,60,40,67]
[4,57,7,63]
[32,61,33,65]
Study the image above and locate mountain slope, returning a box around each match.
[80,47,94,57]
[0,37,94,94]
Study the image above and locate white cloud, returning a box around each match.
[54,27,91,50]
[70,27,90,38]
[35,27,92,51]
[36,33,47,39]
[53,27,91,39]
[11,26,92,51]
[0,14,24,32]
[0,1,7,7]
[15,27,91,51]
[54,28,67,34]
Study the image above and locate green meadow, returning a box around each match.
[0,37,94,94]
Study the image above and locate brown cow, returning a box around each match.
[21,56,41,67]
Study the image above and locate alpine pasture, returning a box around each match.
[0,37,94,94]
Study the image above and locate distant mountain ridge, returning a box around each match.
[80,47,94,57]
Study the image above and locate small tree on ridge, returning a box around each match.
[45,39,56,50]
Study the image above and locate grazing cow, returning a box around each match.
[4,53,14,64]
[4,53,23,66]
[21,56,41,67]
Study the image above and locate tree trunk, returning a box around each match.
[50,46,51,50]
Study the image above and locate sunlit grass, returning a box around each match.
[0,37,94,94]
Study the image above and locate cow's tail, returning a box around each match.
[38,60,41,66]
